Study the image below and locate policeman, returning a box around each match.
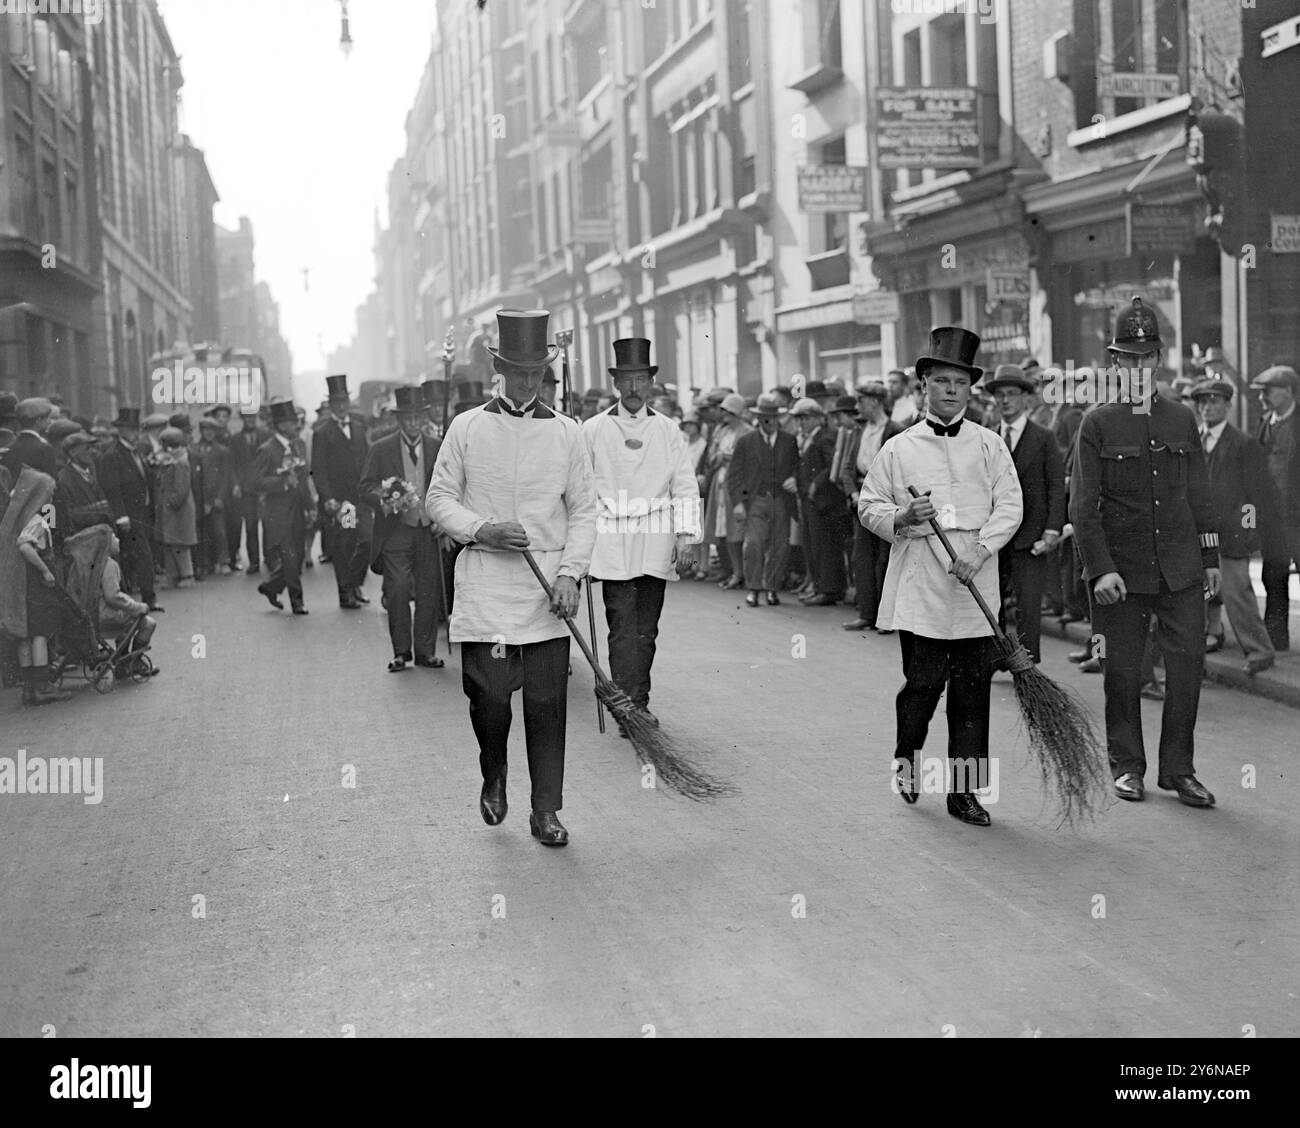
[1070,297,1221,808]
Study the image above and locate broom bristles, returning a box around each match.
[594,676,736,802]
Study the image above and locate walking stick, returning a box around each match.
[905,485,1107,826]
[520,550,733,801]
[441,327,454,436]
[585,578,605,732]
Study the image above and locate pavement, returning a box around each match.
[0,560,1295,1037]
[1041,561,1300,709]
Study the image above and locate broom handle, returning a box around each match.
[585,577,606,732]
[905,485,1007,641]
[521,549,611,682]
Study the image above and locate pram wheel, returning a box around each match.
[129,654,154,683]
[93,666,115,694]
[48,663,65,689]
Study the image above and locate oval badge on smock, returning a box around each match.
[624,438,643,450]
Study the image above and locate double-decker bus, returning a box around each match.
[146,342,269,417]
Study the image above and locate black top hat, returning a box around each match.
[485,309,559,369]
[455,380,485,404]
[269,400,298,425]
[394,386,426,414]
[326,374,351,400]
[916,327,983,381]
[113,407,141,429]
[1109,296,1162,353]
[609,338,658,377]
[421,379,447,407]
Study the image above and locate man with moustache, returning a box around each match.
[860,328,1022,827]
[427,310,598,848]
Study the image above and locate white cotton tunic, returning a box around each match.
[426,399,598,644]
[582,404,703,582]
[859,417,1023,639]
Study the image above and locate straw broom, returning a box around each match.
[906,486,1108,826]
[522,550,735,802]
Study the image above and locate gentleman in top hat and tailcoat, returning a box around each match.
[983,363,1066,665]
[359,386,446,672]
[582,338,701,726]
[312,374,373,609]
[98,407,161,611]
[860,328,1023,828]
[427,309,598,848]
[1070,296,1220,808]
[251,400,314,614]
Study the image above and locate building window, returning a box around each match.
[64,171,79,265]
[14,131,37,235]
[1079,0,1187,124]
[40,157,59,246]
[817,135,848,253]
[736,92,757,198]
[804,0,842,72]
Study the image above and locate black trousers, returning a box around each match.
[1261,523,1300,648]
[224,500,243,567]
[120,523,156,605]
[895,631,993,791]
[1092,581,1203,780]
[241,495,261,569]
[263,514,305,598]
[382,524,442,659]
[601,575,667,709]
[804,504,848,598]
[331,525,371,596]
[461,635,570,812]
[852,520,890,623]
[998,547,1047,662]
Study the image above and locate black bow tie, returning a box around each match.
[499,397,536,418]
[926,418,962,437]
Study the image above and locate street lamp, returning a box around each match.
[338,0,353,59]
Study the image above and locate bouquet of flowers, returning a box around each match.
[277,453,307,478]
[338,500,358,530]
[379,476,421,517]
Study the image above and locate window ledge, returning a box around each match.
[788,63,843,96]
[1067,93,1192,149]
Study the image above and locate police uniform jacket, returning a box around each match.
[1069,396,1219,593]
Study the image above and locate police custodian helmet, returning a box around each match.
[1109,296,1162,354]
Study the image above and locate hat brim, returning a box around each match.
[982,376,1035,393]
[917,357,983,381]
[609,365,659,377]
[1107,343,1162,356]
[486,345,560,368]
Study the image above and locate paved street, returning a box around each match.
[1,566,1296,1038]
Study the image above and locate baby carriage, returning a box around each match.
[48,526,156,694]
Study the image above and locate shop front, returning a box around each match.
[774,285,883,389]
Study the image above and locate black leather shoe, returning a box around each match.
[1114,772,1144,801]
[720,576,743,591]
[246,565,260,575]
[636,707,659,727]
[352,588,370,604]
[803,593,837,607]
[1079,656,1102,674]
[414,655,445,668]
[148,604,166,614]
[291,602,309,616]
[388,656,408,673]
[530,810,568,846]
[843,618,872,630]
[745,591,759,607]
[339,594,361,609]
[480,778,507,825]
[257,582,283,610]
[1157,775,1215,808]
[766,592,780,606]
[894,759,918,805]
[1244,655,1274,676]
[1067,649,1091,664]
[946,793,991,826]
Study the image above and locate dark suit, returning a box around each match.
[844,418,903,623]
[98,438,157,603]
[228,426,264,569]
[1204,423,1280,662]
[1257,411,1300,648]
[1070,397,1219,781]
[359,431,445,659]
[731,426,799,591]
[54,463,112,538]
[191,439,234,573]
[995,417,1065,662]
[252,435,313,600]
[311,412,372,597]
[797,426,847,597]
[3,431,57,479]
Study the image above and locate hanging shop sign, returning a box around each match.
[851,289,900,324]
[876,86,981,170]
[1126,202,1198,255]
[1097,72,1182,99]
[797,165,869,213]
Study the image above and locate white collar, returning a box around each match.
[924,410,966,428]
[1000,411,1028,433]
[1270,404,1296,425]
[276,432,293,449]
[616,400,648,419]
[1203,419,1229,437]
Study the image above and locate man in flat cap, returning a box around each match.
[860,328,1022,827]
[2,398,58,480]
[427,309,598,848]
[984,363,1065,664]
[841,382,903,631]
[1252,364,1300,650]
[54,432,113,537]
[1191,378,1280,674]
